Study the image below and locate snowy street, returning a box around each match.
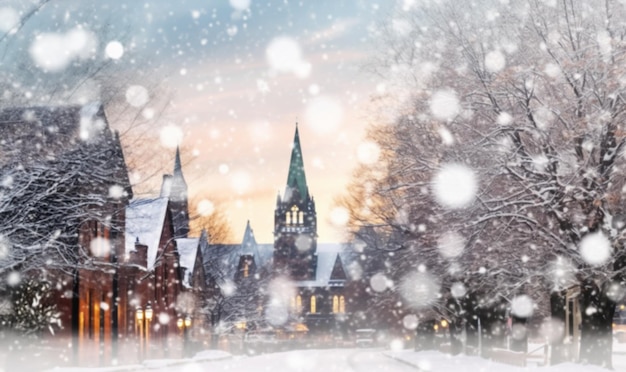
[146,349,418,372]
[46,348,626,372]
[142,348,626,372]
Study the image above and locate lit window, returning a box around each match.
[339,296,345,313]
[299,211,304,224]
[332,295,339,313]
[310,295,316,314]
[243,262,249,278]
[286,213,291,225]
[291,205,299,225]
[296,295,302,312]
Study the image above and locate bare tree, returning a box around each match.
[189,198,234,244]
[344,0,626,367]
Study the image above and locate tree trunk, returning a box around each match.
[463,293,480,355]
[509,316,528,353]
[477,303,507,356]
[549,290,567,365]
[446,299,464,355]
[448,318,463,355]
[71,269,80,366]
[415,319,436,351]
[579,280,615,369]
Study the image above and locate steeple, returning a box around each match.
[241,220,257,250]
[168,146,189,238]
[174,146,183,177]
[273,122,317,281]
[285,123,308,202]
[170,146,187,203]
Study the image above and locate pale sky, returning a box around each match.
[1,0,394,243]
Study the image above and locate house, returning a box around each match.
[121,196,180,348]
[0,103,212,366]
[175,229,210,338]
[120,146,212,352]
[0,103,133,364]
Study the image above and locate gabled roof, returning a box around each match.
[176,237,199,288]
[329,254,347,281]
[204,240,359,288]
[203,243,273,281]
[241,220,257,254]
[295,243,352,288]
[125,197,170,270]
[0,102,110,166]
[284,124,309,202]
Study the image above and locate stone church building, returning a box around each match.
[204,125,354,337]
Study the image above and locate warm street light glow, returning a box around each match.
[184,316,191,328]
[145,303,153,321]
[136,308,143,321]
[177,318,183,329]
[441,319,448,328]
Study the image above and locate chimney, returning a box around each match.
[130,237,148,268]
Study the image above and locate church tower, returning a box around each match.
[273,124,317,281]
[161,146,190,238]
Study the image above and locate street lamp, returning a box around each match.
[145,302,153,355]
[135,303,153,360]
[136,307,144,359]
[177,315,192,357]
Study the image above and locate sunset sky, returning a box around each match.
[2,0,396,243]
[166,1,388,243]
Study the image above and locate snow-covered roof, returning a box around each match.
[0,103,110,165]
[125,197,169,270]
[205,240,354,288]
[295,243,350,288]
[176,237,199,288]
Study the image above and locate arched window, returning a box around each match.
[243,262,249,278]
[291,205,299,225]
[296,295,302,312]
[339,296,346,313]
[299,211,304,224]
[310,295,316,314]
[286,213,291,225]
[332,295,339,313]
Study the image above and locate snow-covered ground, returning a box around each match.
[386,350,626,372]
[42,348,626,372]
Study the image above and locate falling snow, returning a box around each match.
[429,89,460,121]
[432,164,478,209]
[579,231,612,266]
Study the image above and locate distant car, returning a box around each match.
[355,329,376,348]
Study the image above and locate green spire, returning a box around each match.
[285,123,308,201]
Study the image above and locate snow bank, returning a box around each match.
[384,350,612,372]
